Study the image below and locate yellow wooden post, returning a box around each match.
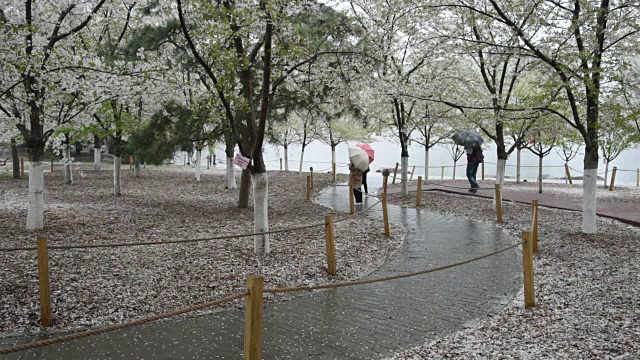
[332,163,336,182]
[416,176,423,207]
[306,175,311,201]
[481,161,485,181]
[244,275,264,360]
[129,155,133,170]
[383,175,388,195]
[522,231,535,309]
[495,184,503,224]
[609,167,617,191]
[348,180,355,215]
[410,165,416,181]
[324,215,336,275]
[441,166,444,179]
[280,158,283,171]
[21,158,24,178]
[381,193,390,237]
[531,200,539,254]
[392,163,399,184]
[37,238,52,327]
[565,163,573,185]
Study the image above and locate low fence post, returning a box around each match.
[37,237,52,327]
[565,163,573,185]
[50,158,54,173]
[392,163,399,184]
[495,184,503,224]
[129,155,133,170]
[310,167,314,190]
[531,200,539,254]
[280,158,283,171]
[410,165,416,181]
[349,180,355,215]
[381,193,390,237]
[21,158,24,178]
[522,231,535,309]
[637,168,639,187]
[244,275,264,360]
[416,176,423,207]
[481,161,485,181]
[383,175,388,195]
[441,166,444,180]
[332,163,336,183]
[609,167,617,191]
[324,215,336,275]
[306,175,311,201]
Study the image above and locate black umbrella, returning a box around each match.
[452,130,484,148]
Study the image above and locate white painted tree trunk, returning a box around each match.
[27,161,44,230]
[252,172,270,255]
[284,146,289,171]
[401,156,409,196]
[94,148,101,171]
[64,146,73,185]
[332,148,336,169]
[516,148,521,183]
[113,156,121,196]
[603,161,609,187]
[134,161,141,177]
[299,148,305,173]
[424,147,430,181]
[495,159,506,190]
[226,157,237,189]
[195,149,202,182]
[583,168,598,234]
[452,160,457,180]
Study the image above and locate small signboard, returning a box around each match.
[233,153,250,169]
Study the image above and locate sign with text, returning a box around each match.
[233,153,250,169]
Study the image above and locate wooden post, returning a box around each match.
[392,163,399,184]
[410,165,416,181]
[129,155,133,170]
[244,275,264,360]
[637,168,639,187]
[306,175,311,201]
[324,215,336,275]
[416,176,423,207]
[481,161,485,181]
[381,193,390,237]
[310,167,314,190]
[383,175,388,195]
[37,238,52,327]
[441,166,444,180]
[349,180,355,215]
[21,158,24,177]
[280,158,283,171]
[564,163,573,185]
[531,200,539,254]
[50,158,54,173]
[522,231,535,309]
[332,163,336,182]
[495,184,503,224]
[609,167,617,191]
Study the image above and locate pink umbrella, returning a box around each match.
[356,143,374,163]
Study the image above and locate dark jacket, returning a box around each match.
[467,146,484,164]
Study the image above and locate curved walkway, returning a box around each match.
[1,185,521,360]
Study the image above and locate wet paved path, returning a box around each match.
[1,185,521,359]
[385,180,640,227]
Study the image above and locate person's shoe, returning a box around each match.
[470,188,478,193]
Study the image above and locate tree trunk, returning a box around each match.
[299,147,305,173]
[195,149,202,182]
[93,135,101,171]
[26,161,44,230]
[603,161,609,187]
[516,148,521,183]
[538,155,543,194]
[496,159,506,190]
[452,160,457,180]
[226,157,237,189]
[252,172,270,255]
[75,141,82,157]
[283,145,289,171]
[331,144,336,182]
[583,166,598,234]
[11,138,20,179]
[424,146,429,181]
[238,168,251,208]
[113,156,121,195]
[401,156,409,195]
[64,145,73,185]
[134,160,141,177]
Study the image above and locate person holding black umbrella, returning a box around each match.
[452,130,484,193]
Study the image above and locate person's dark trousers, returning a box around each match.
[466,162,480,189]
[354,186,363,203]
[362,172,368,194]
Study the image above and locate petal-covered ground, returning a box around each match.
[384,188,640,359]
[0,168,403,335]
